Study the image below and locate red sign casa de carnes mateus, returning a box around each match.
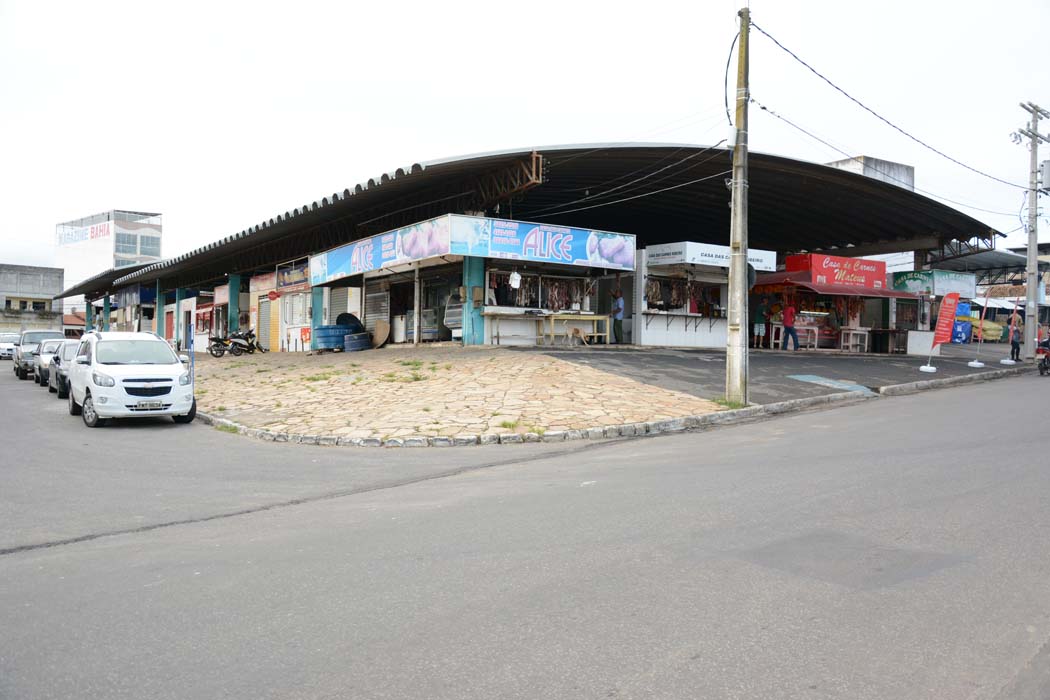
[785,254,887,289]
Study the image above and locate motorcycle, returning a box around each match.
[1038,339,1050,376]
[229,328,265,355]
[208,336,232,358]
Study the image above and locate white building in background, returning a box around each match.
[825,156,916,275]
[55,210,163,313]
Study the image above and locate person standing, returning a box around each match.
[753,296,769,349]
[611,289,625,344]
[782,300,799,351]
[1010,319,1022,361]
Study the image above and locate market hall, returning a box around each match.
[53,144,1005,357]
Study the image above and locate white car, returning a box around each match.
[67,331,197,428]
[0,332,19,360]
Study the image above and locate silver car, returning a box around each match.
[34,338,65,387]
[0,332,18,360]
[48,339,80,398]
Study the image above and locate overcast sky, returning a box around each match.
[1,0,1046,271]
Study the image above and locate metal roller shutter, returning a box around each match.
[258,298,271,350]
[330,287,349,320]
[364,288,389,333]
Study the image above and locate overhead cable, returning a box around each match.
[750,97,1019,217]
[530,170,732,218]
[750,20,1028,191]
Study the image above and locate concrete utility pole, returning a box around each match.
[1018,102,1049,360]
[725,7,751,405]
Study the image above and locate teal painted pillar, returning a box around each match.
[85,302,94,331]
[462,256,485,345]
[155,281,163,336]
[310,286,324,350]
[228,274,242,333]
[102,295,111,331]
[174,288,184,349]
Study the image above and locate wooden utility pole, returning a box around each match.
[725,7,751,405]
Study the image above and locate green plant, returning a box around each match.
[274,401,282,408]
[303,373,335,382]
[398,359,423,369]
[443,363,452,370]
[408,371,426,382]
[499,419,519,430]
[216,424,238,433]
[528,425,546,436]
[217,406,227,412]
[712,398,746,410]
[256,368,270,373]
[422,406,431,412]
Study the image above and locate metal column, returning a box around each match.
[413,264,421,346]
[174,288,184,350]
[102,295,111,331]
[155,280,163,336]
[228,274,241,333]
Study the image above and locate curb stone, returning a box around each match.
[877,364,1030,396]
[194,363,1028,448]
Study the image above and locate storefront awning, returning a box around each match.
[754,272,922,299]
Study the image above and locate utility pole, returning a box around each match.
[1018,102,1049,360]
[725,7,751,405]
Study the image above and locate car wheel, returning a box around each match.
[17,367,27,380]
[57,379,68,400]
[68,390,82,415]
[172,399,197,424]
[81,393,106,428]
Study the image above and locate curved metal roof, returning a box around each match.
[54,263,152,300]
[109,143,999,291]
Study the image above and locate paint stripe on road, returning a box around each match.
[787,374,876,396]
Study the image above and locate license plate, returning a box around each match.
[136,400,164,410]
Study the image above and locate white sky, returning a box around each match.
[1,0,1047,271]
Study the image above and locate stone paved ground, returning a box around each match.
[193,346,720,441]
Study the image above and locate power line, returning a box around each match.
[529,170,732,218]
[724,30,740,126]
[749,20,1028,191]
[527,142,727,216]
[750,97,1020,217]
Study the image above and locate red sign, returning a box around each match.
[267,290,280,301]
[933,292,960,348]
[300,327,312,344]
[785,254,887,289]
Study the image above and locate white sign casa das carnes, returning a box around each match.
[785,254,887,289]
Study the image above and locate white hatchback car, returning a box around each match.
[68,331,196,428]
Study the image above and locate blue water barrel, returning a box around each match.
[343,332,371,352]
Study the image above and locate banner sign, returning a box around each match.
[277,263,310,292]
[310,215,637,286]
[785,254,887,289]
[644,241,776,271]
[892,270,976,298]
[448,215,635,271]
[250,272,277,292]
[933,292,960,347]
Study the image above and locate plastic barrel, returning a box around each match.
[334,314,366,335]
[343,332,371,352]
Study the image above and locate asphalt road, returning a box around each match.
[529,343,1022,403]
[2,362,1050,699]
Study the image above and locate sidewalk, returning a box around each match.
[193,347,721,443]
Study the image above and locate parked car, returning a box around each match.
[34,339,64,386]
[67,331,196,427]
[47,339,80,397]
[13,329,65,380]
[0,332,19,360]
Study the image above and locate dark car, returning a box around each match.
[47,339,80,398]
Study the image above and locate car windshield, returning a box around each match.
[21,332,63,345]
[40,340,63,354]
[96,340,179,365]
[0,333,19,343]
[61,343,79,360]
